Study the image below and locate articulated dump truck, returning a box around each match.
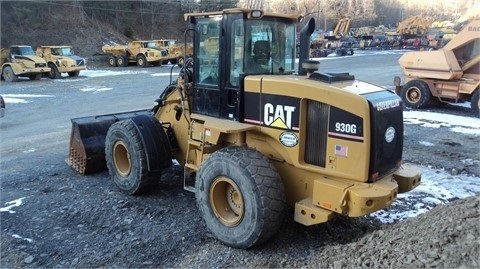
[1,45,50,82]
[67,9,421,249]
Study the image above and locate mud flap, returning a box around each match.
[66,109,153,174]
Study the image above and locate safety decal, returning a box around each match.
[279,132,298,147]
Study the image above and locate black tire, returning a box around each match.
[116,55,127,67]
[107,55,117,67]
[136,54,147,67]
[196,147,286,249]
[68,71,80,77]
[29,73,42,80]
[169,58,177,65]
[3,66,18,82]
[48,63,61,79]
[105,119,160,195]
[401,79,432,109]
[471,90,480,118]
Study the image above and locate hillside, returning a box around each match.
[0,1,189,58]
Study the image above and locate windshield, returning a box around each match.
[17,46,35,56]
[241,18,296,75]
[52,47,73,56]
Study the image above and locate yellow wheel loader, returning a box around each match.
[395,19,480,117]
[68,9,421,249]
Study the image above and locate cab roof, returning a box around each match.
[184,8,301,22]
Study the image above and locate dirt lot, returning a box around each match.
[0,53,479,268]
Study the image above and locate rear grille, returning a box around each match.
[365,91,404,181]
[304,100,329,167]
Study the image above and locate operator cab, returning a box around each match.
[186,9,299,121]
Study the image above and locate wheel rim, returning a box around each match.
[210,176,244,227]
[406,87,421,104]
[109,58,115,66]
[178,57,184,66]
[138,58,144,66]
[113,141,131,177]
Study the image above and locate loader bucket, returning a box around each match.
[66,109,153,175]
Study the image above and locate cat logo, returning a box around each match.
[264,103,296,129]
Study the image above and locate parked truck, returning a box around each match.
[395,19,480,117]
[149,39,193,66]
[36,46,86,79]
[102,41,166,67]
[68,9,421,249]
[1,45,50,82]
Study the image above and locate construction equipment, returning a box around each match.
[36,46,86,79]
[149,39,193,66]
[395,20,480,117]
[68,9,421,249]
[396,16,434,36]
[101,40,166,67]
[1,45,50,82]
[311,18,354,57]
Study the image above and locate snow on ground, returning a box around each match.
[2,55,479,223]
[373,111,480,223]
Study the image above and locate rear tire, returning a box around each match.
[116,55,127,67]
[471,90,480,118]
[401,79,432,109]
[3,66,18,82]
[136,54,147,67]
[105,119,160,195]
[196,147,286,249]
[48,63,61,79]
[107,55,117,67]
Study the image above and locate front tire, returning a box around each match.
[401,79,432,109]
[105,119,160,195]
[196,147,286,249]
[136,54,147,67]
[3,66,18,82]
[48,63,61,79]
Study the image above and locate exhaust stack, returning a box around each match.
[298,17,316,75]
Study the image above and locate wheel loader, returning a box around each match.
[395,19,480,117]
[67,9,421,249]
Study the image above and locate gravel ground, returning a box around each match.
[1,60,479,268]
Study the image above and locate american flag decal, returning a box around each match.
[335,145,348,157]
